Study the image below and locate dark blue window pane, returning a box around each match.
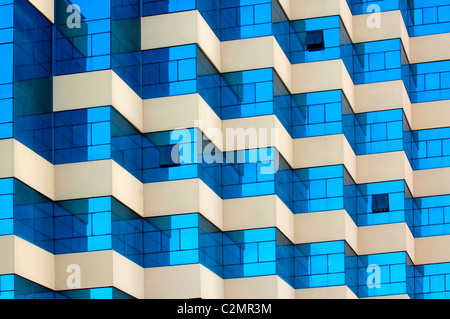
[356,180,414,228]
[305,30,324,52]
[13,0,53,162]
[0,178,53,253]
[372,194,390,213]
[159,144,180,167]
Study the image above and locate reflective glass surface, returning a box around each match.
[358,252,414,298]
[0,275,57,299]
[294,241,357,293]
[2,0,450,300]
[415,262,450,299]
[55,0,141,95]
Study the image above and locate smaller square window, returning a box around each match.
[159,144,180,167]
[372,194,389,213]
[305,30,324,52]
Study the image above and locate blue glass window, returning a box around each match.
[143,213,223,277]
[353,39,403,85]
[413,195,450,238]
[0,178,53,253]
[358,252,414,298]
[54,0,141,95]
[356,180,413,228]
[54,0,111,75]
[54,197,143,266]
[348,0,409,15]
[54,106,142,180]
[290,16,342,64]
[221,148,285,202]
[415,262,450,299]
[142,128,199,183]
[293,165,349,214]
[355,109,407,156]
[372,194,390,213]
[142,44,220,114]
[12,0,53,162]
[220,0,273,42]
[305,30,324,52]
[159,144,180,167]
[409,60,450,103]
[0,275,56,299]
[294,241,357,293]
[223,228,294,287]
[409,1,450,36]
[0,1,14,139]
[291,90,353,140]
[412,127,450,170]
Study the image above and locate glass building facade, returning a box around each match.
[0,0,450,299]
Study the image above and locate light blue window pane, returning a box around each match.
[258,241,276,262]
[180,228,199,250]
[178,59,196,81]
[423,7,438,24]
[0,291,14,299]
[89,197,111,212]
[311,255,328,275]
[328,254,344,273]
[438,6,450,22]
[91,122,111,145]
[88,145,111,161]
[430,275,445,292]
[0,194,13,218]
[309,179,326,199]
[425,73,440,91]
[427,140,442,157]
[92,33,111,56]
[429,207,444,225]
[240,6,254,26]
[390,264,406,283]
[92,212,111,235]
[90,288,113,299]
[0,4,13,30]
[255,82,273,102]
[88,235,111,251]
[327,178,343,197]
[254,3,271,24]
[441,72,450,89]
[0,44,12,84]
[0,99,12,123]
[0,219,13,235]
[369,53,385,71]
[88,107,110,123]
[242,242,258,264]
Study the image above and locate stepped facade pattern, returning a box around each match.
[1,0,450,298]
